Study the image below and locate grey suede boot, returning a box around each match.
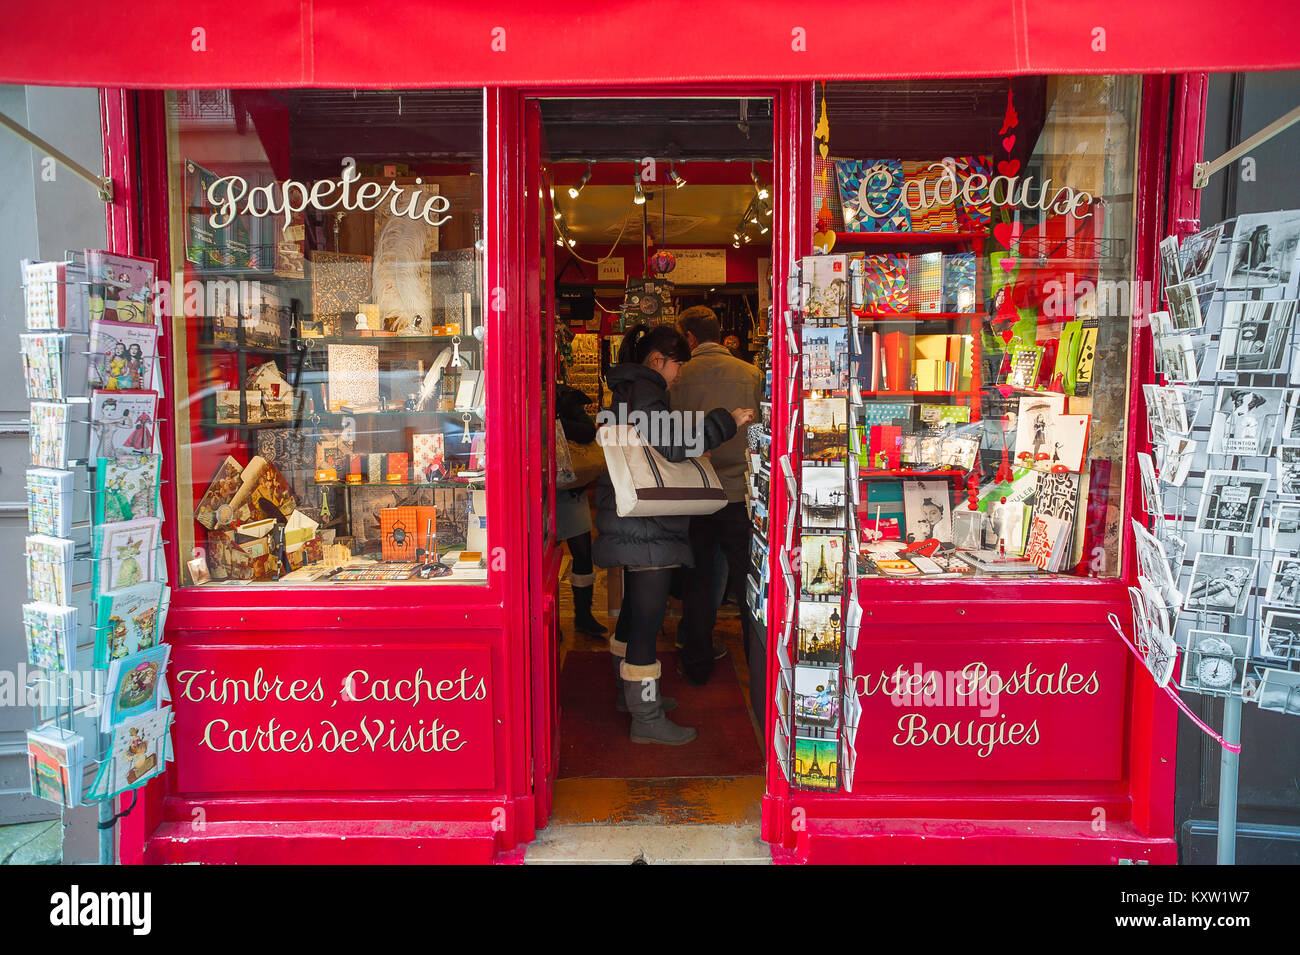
[621,661,696,746]
[611,638,675,712]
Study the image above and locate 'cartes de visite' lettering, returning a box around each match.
[177,666,486,758]
[206,165,452,232]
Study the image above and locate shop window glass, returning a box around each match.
[164,89,487,586]
[812,76,1140,579]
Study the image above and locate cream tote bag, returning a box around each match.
[597,424,728,517]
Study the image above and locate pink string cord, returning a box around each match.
[1107,613,1243,754]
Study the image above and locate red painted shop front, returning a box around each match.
[7,3,1299,865]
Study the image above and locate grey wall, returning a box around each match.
[0,84,105,863]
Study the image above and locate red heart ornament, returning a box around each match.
[997,159,1020,176]
[993,223,1023,249]
[999,256,1018,272]
[1001,329,1015,343]
[1002,134,1016,152]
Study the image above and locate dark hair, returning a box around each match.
[678,305,721,344]
[618,323,690,365]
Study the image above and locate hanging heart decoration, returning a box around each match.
[993,222,1023,250]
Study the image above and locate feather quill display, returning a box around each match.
[373,214,432,333]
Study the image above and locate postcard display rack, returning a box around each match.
[765,256,859,793]
[1127,212,1300,860]
[19,252,173,838]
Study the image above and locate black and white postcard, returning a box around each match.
[1277,445,1300,496]
[1195,469,1270,538]
[1260,609,1300,662]
[1225,211,1300,289]
[1157,435,1197,488]
[1132,519,1181,612]
[902,479,953,546]
[1258,667,1300,714]
[1283,390,1300,444]
[1180,631,1249,695]
[1179,223,1223,280]
[1183,551,1257,617]
[1266,555,1300,608]
[1159,235,1183,291]
[1151,312,1200,382]
[1207,386,1285,456]
[1273,502,1300,552]
[1165,280,1204,331]
[1217,299,1297,373]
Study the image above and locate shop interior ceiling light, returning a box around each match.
[669,162,686,188]
[633,175,646,205]
[568,163,591,199]
[752,162,770,201]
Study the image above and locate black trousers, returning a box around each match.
[565,531,593,578]
[614,567,674,667]
[678,501,752,683]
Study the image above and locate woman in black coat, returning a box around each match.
[593,323,753,745]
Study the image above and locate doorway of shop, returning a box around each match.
[524,94,776,862]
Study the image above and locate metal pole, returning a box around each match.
[1216,695,1242,865]
[1193,103,1300,188]
[0,111,113,201]
[98,797,113,865]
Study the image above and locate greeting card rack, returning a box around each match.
[19,252,173,864]
[1129,211,1300,864]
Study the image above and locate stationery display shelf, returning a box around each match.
[197,341,293,357]
[859,468,966,478]
[313,408,483,418]
[196,419,290,431]
[310,479,484,490]
[854,311,987,322]
[834,231,985,247]
[308,334,481,347]
[858,390,974,397]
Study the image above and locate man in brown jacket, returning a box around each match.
[671,306,763,684]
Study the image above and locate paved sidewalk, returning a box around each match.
[0,820,62,865]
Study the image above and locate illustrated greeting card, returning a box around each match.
[89,390,157,460]
[85,707,170,801]
[85,250,155,325]
[94,454,161,524]
[101,645,171,732]
[88,319,159,391]
[94,581,167,667]
[94,517,161,593]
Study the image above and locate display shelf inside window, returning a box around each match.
[169,91,487,587]
[816,76,1143,581]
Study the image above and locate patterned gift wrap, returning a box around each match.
[953,154,993,231]
[901,161,959,234]
[858,254,910,313]
[813,155,846,231]
[909,252,944,313]
[309,251,372,332]
[942,253,977,313]
[837,160,910,233]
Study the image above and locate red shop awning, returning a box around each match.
[1,0,1298,89]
